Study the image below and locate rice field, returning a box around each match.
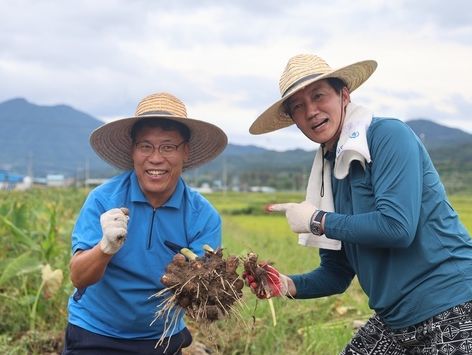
[0,188,470,354]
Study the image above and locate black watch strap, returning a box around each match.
[314,210,327,223]
[310,210,327,235]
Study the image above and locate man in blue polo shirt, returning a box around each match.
[246,54,472,354]
[62,92,227,354]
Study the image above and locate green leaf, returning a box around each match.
[0,214,38,250]
[0,252,42,286]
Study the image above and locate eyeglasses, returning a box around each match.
[134,140,187,157]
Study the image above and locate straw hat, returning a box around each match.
[90,92,228,170]
[249,54,377,134]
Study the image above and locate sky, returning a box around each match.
[1,0,471,151]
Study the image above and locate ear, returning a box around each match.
[341,87,351,105]
[182,142,190,162]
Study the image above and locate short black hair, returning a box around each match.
[282,77,348,117]
[326,77,347,92]
[130,118,191,143]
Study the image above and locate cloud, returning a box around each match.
[0,0,471,151]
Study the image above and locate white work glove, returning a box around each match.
[267,201,318,233]
[99,207,129,255]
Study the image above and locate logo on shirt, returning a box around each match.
[349,131,360,138]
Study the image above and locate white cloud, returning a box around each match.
[0,0,471,150]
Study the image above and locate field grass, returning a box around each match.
[193,217,368,354]
[187,192,472,354]
[0,189,470,354]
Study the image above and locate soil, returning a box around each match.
[159,248,244,322]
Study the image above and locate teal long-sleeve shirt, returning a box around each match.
[291,118,472,329]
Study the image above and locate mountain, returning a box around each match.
[0,98,117,177]
[405,119,471,151]
[0,98,471,192]
[199,118,472,176]
[405,118,472,166]
[0,97,317,180]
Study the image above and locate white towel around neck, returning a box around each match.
[298,103,373,250]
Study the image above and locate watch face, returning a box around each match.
[310,222,322,235]
[310,210,326,235]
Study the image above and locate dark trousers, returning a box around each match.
[62,323,192,355]
[341,300,472,354]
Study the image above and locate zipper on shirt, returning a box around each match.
[147,208,157,249]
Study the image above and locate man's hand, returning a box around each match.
[243,263,290,299]
[99,207,129,255]
[267,201,317,233]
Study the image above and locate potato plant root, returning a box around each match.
[242,252,272,299]
[242,252,279,326]
[152,247,244,346]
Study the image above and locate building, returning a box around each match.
[0,170,32,190]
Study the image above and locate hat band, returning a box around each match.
[138,110,174,116]
[282,73,322,97]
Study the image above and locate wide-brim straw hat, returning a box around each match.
[249,54,377,134]
[90,92,228,170]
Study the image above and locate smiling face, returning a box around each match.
[132,126,189,208]
[285,79,350,150]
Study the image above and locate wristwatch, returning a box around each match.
[310,210,327,236]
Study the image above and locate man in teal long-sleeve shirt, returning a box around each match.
[246,53,472,354]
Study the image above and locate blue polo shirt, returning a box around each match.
[291,118,472,328]
[67,171,222,339]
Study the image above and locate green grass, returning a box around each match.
[0,189,470,354]
[450,195,472,232]
[194,192,371,354]
[196,191,472,354]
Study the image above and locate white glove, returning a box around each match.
[268,201,318,233]
[99,208,129,255]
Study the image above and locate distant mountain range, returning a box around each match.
[1,97,471,191]
[405,119,471,151]
[0,98,112,178]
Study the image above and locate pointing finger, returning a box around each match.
[266,203,292,212]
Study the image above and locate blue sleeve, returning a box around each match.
[325,119,422,248]
[186,194,222,257]
[291,248,355,298]
[71,190,107,253]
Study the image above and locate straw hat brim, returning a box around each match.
[249,60,377,134]
[90,114,228,170]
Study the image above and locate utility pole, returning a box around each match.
[222,158,227,195]
[27,151,34,179]
[85,158,90,189]
[76,165,81,188]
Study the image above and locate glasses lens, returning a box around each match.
[159,144,178,155]
[137,143,154,156]
[136,141,185,157]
